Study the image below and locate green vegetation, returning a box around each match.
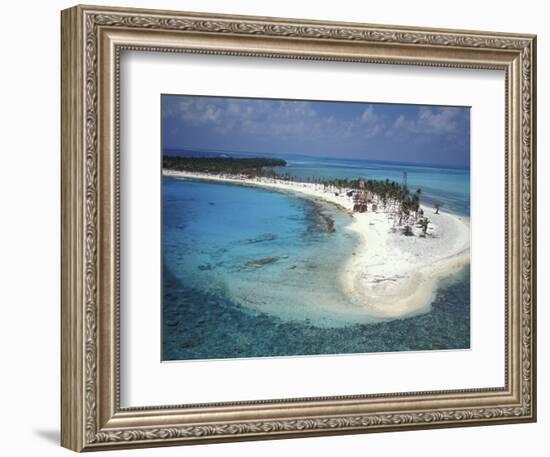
[163,156,286,177]
[403,225,414,236]
[164,155,424,234]
[418,217,430,235]
[364,179,422,225]
[306,177,422,226]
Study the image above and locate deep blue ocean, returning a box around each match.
[162,155,470,361]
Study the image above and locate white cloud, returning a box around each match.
[165,97,387,142]
[360,105,377,123]
[165,98,466,146]
[391,107,459,136]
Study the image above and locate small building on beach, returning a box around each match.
[353,178,373,213]
[353,193,369,212]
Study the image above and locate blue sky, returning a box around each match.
[162,95,470,168]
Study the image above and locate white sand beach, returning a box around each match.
[163,169,470,320]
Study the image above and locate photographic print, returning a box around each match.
[61,7,536,449]
[161,95,471,361]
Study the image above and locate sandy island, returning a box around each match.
[163,169,470,321]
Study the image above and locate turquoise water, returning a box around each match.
[273,155,470,216]
[162,157,471,361]
[162,179,361,327]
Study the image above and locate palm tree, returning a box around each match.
[419,217,430,234]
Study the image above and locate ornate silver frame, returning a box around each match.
[61,4,537,452]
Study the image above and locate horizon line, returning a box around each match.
[162,146,471,171]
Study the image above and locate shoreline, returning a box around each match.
[163,169,470,321]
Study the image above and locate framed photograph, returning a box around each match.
[61,4,537,452]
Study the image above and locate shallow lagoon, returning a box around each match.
[162,176,470,361]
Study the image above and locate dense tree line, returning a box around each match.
[163,156,286,176]
[363,179,422,225]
